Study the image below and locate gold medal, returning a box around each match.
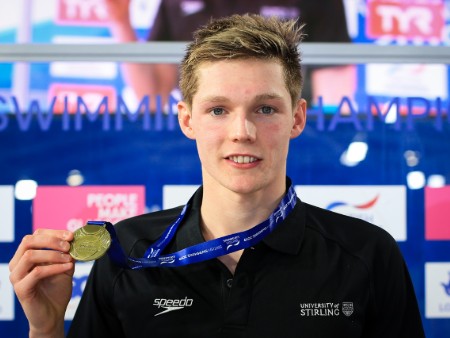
[70,223,111,261]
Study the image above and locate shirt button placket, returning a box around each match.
[222,273,251,332]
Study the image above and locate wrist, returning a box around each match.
[108,20,137,42]
[29,323,65,338]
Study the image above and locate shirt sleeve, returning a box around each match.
[148,0,172,41]
[300,0,351,43]
[67,257,125,338]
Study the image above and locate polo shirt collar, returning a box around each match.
[174,182,306,256]
[262,198,305,255]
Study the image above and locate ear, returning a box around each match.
[290,98,307,139]
[178,101,196,140]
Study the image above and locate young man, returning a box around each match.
[9,14,424,338]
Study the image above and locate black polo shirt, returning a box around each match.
[149,0,351,43]
[68,186,425,338]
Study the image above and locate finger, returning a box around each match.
[9,230,73,271]
[13,262,74,300]
[10,250,74,285]
[33,228,74,242]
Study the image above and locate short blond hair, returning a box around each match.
[179,14,305,108]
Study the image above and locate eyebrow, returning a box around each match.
[199,93,284,104]
[254,93,284,101]
[199,95,230,103]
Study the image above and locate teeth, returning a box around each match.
[229,156,257,164]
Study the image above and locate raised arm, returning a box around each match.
[9,229,75,338]
[104,0,178,109]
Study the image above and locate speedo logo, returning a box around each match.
[153,297,193,316]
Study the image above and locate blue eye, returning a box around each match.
[259,106,275,115]
[210,107,224,116]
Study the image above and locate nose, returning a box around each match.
[229,112,256,142]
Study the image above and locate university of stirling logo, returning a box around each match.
[342,302,354,316]
[299,302,354,317]
[153,297,193,316]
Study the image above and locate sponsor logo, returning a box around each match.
[224,236,240,251]
[425,262,450,318]
[153,297,193,316]
[56,0,109,26]
[296,185,406,241]
[325,195,379,224]
[366,0,444,41]
[299,302,353,317]
[326,195,379,213]
[159,255,176,265]
[33,186,145,232]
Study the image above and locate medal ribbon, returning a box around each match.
[89,183,297,269]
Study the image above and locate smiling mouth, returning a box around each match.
[228,155,258,164]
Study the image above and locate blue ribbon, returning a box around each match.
[88,183,297,269]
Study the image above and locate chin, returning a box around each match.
[226,176,267,195]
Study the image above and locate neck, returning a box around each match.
[200,183,286,241]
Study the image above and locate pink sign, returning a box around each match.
[425,186,450,240]
[48,83,116,114]
[367,0,444,41]
[33,186,145,232]
[56,0,109,26]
